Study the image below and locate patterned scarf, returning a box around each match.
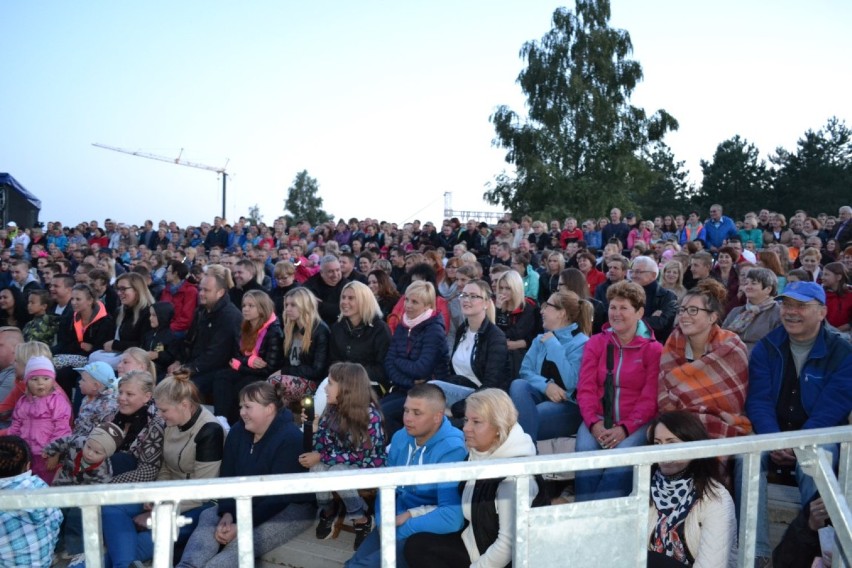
[650,468,697,563]
[724,297,776,335]
[658,325,752,438]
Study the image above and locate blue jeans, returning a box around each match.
[313,463,368,521]
[344,528,408,568]
[101,502,208,568]
[733,444,839,558]
[429,380,475,409]
[509,379,582,444]
[380,390,408,439]
[574,421,649,501]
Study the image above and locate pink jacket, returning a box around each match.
[577,324,662,434]
[6,389,72,454]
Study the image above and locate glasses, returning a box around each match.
[779,299,822,311]
[677,306,713,316]
[115,286,133,293]
[459,293,486,301]
[543,301,562,310]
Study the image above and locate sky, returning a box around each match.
[1,1,850,228]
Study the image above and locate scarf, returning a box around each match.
[724,297,776,334]
[402,308,434,329]
[658,326,752,438]
[113,401,153,452]
[650,468,697,563]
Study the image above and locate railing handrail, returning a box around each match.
[1,425,849,510]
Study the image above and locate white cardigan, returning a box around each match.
[646,480,737,568]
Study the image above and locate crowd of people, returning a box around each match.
[0,203,850,568]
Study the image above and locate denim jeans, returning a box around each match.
[101,502,208,568]
[312,463,368,521]
[574,421,650,501]
[429,380,475,409]
[509,379,582,444]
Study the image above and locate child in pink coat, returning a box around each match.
[4,356,72,483]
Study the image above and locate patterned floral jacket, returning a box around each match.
[313,404,386,468]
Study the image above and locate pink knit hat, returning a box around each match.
[24,356,56,382]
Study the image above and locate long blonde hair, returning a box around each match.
[116,272,155,327]
[283,288,320,355]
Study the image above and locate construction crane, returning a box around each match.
[92,143,230,218]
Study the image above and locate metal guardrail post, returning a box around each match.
[80,505,104,568]
[512,474,531,567]
[737,451,761,567]
[836,442,852,568]
[150,502,177,568]
[379,486,396,568]
[632,464,652,567]
[236,496,255,567]
[796,445,852,567]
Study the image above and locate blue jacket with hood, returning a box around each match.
[387,415,467,539]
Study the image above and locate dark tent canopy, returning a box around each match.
[0,173,41,228]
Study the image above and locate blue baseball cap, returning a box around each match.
[777,281,826,305]
[73,361,117,389]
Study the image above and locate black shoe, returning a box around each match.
[315,509,335,540]
[353,516,373,550]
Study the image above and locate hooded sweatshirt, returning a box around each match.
[387,416,467,539]
[142,301,178,377]
[460,423,538,568]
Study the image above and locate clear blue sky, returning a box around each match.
[1,1,849,227]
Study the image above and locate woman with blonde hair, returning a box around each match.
[100,370,223,568]
[404,388,538,568]
[538,251,566,305]
[509,290,592,443]
[659,260,687,301]
[216,290,282,423]
[798,247,823,282]
[89,272,155,369]
[205,263,235,290]
[380,281,450,435]
[269,287,330,407]
[431,280,508,412]
[494,270,540,378]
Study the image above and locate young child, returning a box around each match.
[0,435,64,567]
[52,421,123,486]
[297,362,386,550]
[43,361,117,465]
[141,301,178,380]
[51,422,124,564]
[22,289,59,345]
[4,356,72,483]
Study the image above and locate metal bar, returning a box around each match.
[80,505,103,568]
[379,486,396,568]
[512,475,531,567]
[633,464,651,567]
[737,451,761,567]
[796,446,852,566]
[835,442,851,568]
[236,497,254,567]
[150,502,176,568]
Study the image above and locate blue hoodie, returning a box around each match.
[519,322,589,394]
[387,416,467,539]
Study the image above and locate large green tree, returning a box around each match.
[770,117,852,216]
[283,170,333,225]
[484,0,678,220]
[696,136,772,219]
[636,142,694,220]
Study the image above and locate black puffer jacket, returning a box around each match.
[113,305,152,351]
[329,316,391,390]
[232,319,284,378]
[280,320,330,381]
[450,318,509,391]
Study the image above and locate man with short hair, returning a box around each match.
[703,204,738,252]
[595,255,629,309]
[339,252,367,284]
[159,261,198,337]
[304,255,345,325]
[229,259,263,307]
[628,256,678,343]
[345,384,466,568]
[746,282,852,560]
[0,327,24,415]
[685,251,715,290]
[10,259,41,299]
[88,269,119,316]
[601,208,629,248]
[168,273,242,395]
[833,205,852,248]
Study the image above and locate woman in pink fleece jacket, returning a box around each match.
[575,281,662,502]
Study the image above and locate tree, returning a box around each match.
[770,117,852,216]
[247,204,263,225]
[635,142,694,220]
[696,136,772,220]
[283,170,333,225]
[484,0,678,220]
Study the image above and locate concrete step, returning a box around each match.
[262,522,354,568]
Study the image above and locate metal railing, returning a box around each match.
[1,426,850,568]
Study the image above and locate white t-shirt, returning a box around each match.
[451,329,480,386]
